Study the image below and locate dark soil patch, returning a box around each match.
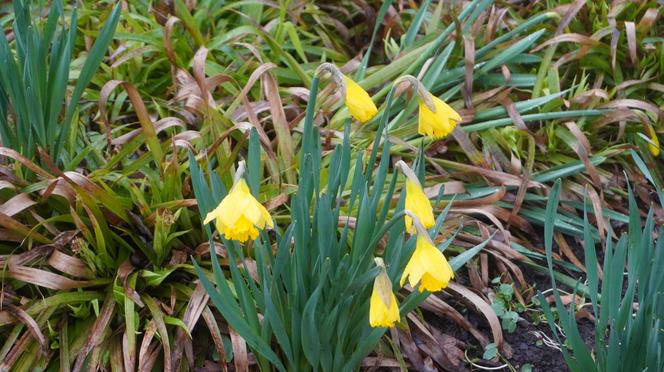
[504,321,568,371]
[504,318,595,372]
[422,249,598,371]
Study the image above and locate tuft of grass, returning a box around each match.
[0,1,120,166]
[538,180,663,371]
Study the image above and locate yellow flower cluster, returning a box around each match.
[368,161,455,328]
[331,66,461,140]
[205,65,459,331]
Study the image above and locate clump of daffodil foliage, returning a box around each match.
[192,66,478,371]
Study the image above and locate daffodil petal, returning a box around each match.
[344,76,378,123]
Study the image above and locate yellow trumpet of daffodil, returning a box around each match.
[203,162,273,242]
[647,125,660,156]
[396,160,435,234]
[418,94,461,139]
[400,214,454,292]
[344,76,378,123]
[315,63,378,124]
[393,75,461,139]
[369,257,400,328]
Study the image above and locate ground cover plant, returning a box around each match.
[0,0,662,370]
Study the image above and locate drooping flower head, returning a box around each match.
[418,93,461,139]
[344,76,378,123]
[203,162,273,242]
[647,125,660,156]
[369,257,400,328]
[394,75,461,139]
[315,63,378,123]
[400,214,454,293]
[396,160,435,233]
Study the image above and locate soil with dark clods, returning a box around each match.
[422,258,597,371]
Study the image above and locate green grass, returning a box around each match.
[0,0,662,370]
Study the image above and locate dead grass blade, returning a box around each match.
[624,21,637,64]
[47,250,94,279]
[419,292,489,347]
[393,325,428,371]
[407,313,465,371]
[143,295,172,372]
[0,147,54,179]
[586,186,608,242]
[0,193,36,217]
[138,320,159,372]
[59,316,70,372]
[202,307,228,372]
[263,69,297,184]
[229,327,249,372]
[8,264,91,290]
[602,99,664,122]
[4,305,47,356]
[554,232,586,272]
[637,8,659,31]
[110,118,185,146]
[98,80,163,165]
[163,16,181,66]
[532,33,600,52]
[462,35,475,110]
[451,127,487,167]
[361,357,403,368]
[0,324,33,370]
[564,121,601,188]
[442,159,544,188]
[73,292,116,372]
[192,47,216,110]
[172,283,209,369]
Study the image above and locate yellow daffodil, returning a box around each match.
[400,234,454,292]
[418,94,461,139]
[404,179,435,233]
[203,178,273,242]
[369,258,400,328]
[344,76,378,123]
[647,126,660,156]
[396,160,435,234]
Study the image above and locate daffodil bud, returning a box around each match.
[647,125,660,157]
[369,257,400,328]
[315,63,378,123]
[396,160,435,233]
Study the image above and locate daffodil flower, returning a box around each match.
[418,93,461,139]
[315,63,378,124]
[647,126,660,156]
[400,234,454,293]
[203,162,273,242]
[397,160,435,233]
[393,75,461,139]
[344,76,378,123]
[369,258,400,328]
